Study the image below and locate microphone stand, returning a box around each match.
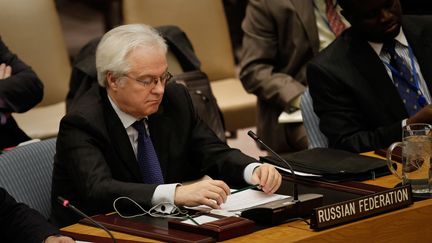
[244,131,323,225]
[57,197,117,243]
[248,130,298,201]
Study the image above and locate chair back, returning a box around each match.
[0,138,57,218]
[0,0,71,106]
[300,88,328,148]
[123,0,236,81]
[0,0,71,139]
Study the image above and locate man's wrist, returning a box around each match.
[243,162,262,184]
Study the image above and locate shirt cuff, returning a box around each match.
[243,162,262,185]
[151,183,179,214]
[402,119,407,128]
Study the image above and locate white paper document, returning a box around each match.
[191,189,290,212]
[182,215,220,225]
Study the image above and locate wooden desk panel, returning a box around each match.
[62,223,161,242]
[62,154,430,242]
[62,198,432,242]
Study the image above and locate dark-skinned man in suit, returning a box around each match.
[308,0,432,152]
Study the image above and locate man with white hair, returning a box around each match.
[51,24,282,227]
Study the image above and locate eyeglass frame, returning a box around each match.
[123,71,173,88]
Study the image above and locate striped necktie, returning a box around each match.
[132,119,164,184]
[325,0,346,37]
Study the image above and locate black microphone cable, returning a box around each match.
[57,196,117,243]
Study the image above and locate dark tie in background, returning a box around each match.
[382,40,420,116]
[326,0,346,37]
[132,119,164,184]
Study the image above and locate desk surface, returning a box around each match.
[62,154,432,242]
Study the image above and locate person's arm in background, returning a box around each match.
[0,187,74,243]
[239,0,306,111]
[0,37,43,117]
[406,105,432,125]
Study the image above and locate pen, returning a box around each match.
[186,214,200,226]
[231,184,260,195]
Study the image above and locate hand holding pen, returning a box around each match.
[251,163,282,194]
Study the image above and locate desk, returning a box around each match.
[61,172,432,242]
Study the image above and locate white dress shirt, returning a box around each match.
[313,0,350,51]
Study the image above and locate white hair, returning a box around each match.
[95,24,168,87]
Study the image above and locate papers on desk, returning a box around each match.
[190,189,290,213]
[182,215,220,225]
[278,110,303,123]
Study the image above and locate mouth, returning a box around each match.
[384,22,399,34]
[147,99,162,105]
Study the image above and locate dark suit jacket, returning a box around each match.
[52,82,256,226]
[0,37,43,150]
[0,187,58,242]
[239,0,320,152]
[307,16,432,153]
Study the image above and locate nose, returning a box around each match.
[151,79,165,94]
[379,9,393,23]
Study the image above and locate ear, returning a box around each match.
[106,72,119,91]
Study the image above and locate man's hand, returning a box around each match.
[251,163,282,194]
[407,105,432,125]
[44,235,75,243]
[174,179,230,209]
[0,63,12,79]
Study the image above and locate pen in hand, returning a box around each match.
[231,184,260,195]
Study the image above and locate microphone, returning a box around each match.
[57,197,117,243]
[245,131,323,225]
[248,130,298,201]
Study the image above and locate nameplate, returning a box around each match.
[310,185,412,230]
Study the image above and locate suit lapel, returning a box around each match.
[291,0,320,55]
[345,30,407,118]
[101,88,142,181]
[148,103,170,180]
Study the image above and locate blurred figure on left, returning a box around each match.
[0,37,43,150]
[0,187,74,243]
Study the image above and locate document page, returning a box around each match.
[181,215,220,225]
[190,189,290,212]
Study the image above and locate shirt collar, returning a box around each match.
[368,27,408,56]
[108,94,139,129]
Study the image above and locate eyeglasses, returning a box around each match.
[125,71,172,88]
